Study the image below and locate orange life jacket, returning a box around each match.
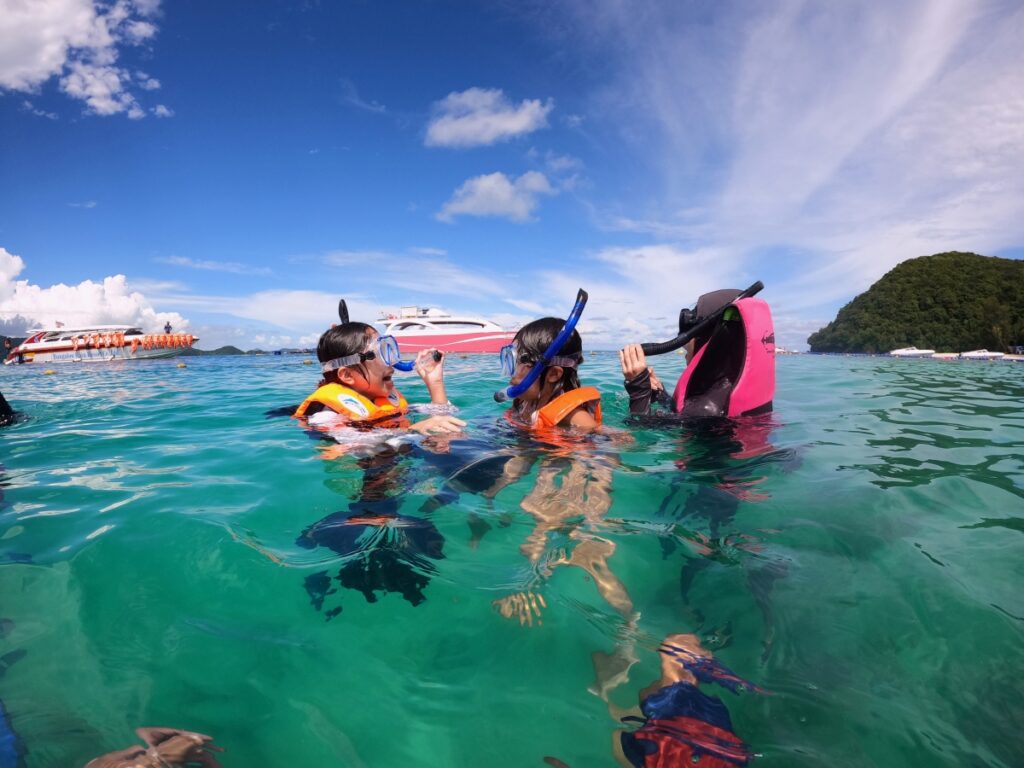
[293,382,409,423]
[532,386,603,429]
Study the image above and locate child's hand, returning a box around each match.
[410,414,466,435]
[619,344,648,381]
[415,349,449,404]
[414,348,445,384]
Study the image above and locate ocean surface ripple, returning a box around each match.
[0,354,1021,767]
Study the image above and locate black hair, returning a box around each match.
[514,317,584,393]
[317,322,375,384]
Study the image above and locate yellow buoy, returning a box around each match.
[44,369,57,375]
[302,359,313,365]
[177,363,187,368]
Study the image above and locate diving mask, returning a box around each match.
[494,288,588,402]
[499,343,579,377]
[321,335,404,373]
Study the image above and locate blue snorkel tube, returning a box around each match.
[337,299,436,372]
[494,288,589,403]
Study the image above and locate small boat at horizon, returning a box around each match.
[377,307,516,354]
[959,349,1005,360]
[890,346,936,358]
[4,325,198,365]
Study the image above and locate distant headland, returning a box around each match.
[807,251,1024,354]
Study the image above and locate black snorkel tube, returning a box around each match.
[337,299,439,372]
[640,281,764,356]
[494,288,589,403]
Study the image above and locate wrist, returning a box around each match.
[427,384,448,404]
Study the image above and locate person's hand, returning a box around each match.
[648,367,664,392]
[409,414,466,435]
[414,348,445,386]
[415,349,450,404]
[618,344,648,381]
[493,591,547,626]
[138,727,224,767]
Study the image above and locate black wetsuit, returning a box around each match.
[624,369,674,416]
[0,393,15,428]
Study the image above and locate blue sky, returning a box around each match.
[2,0,1023,350]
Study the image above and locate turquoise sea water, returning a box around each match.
[1,354,1022,767]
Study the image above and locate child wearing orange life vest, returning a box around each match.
[488,313,634,631]
[294,322,464,436]
[500,317,601,431]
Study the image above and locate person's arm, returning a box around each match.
[620,345,656,415]
[568,405,599,430]
[409,414,466,435]
[621,345,674,415]
[648,368,672,409]
[414,348,448,404]
[482,455,534,500]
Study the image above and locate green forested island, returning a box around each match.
[807,252,1024,354]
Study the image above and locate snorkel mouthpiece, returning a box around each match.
[494,288,589,402]
[392,350,442,373]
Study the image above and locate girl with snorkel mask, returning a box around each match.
[488,291,638,641]
[496,289,601,431]
[294,302,464,436]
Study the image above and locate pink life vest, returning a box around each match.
[672,297,775,418]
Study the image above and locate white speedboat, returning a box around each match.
[4,325,198,365]
[959,349,1005,360]
[890,347,936,358]
[378,307,515,353]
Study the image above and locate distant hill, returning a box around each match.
[179,345,247,356]
[807,252,1024,354]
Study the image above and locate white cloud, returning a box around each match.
[339,77,385,114]
[544,151,583,173]
[531,244,748,348]
[0,0,166,118]
[125,277,185,294]
[68,200,98,208]
[146,288,369,333]
[0,246,185,334]
[156,256,272,276]
[425,87,553,148]
[60,60,143,118]
[124,19,155,43]
[135,70,160,90]
[437,171,555,222]
[541,0,1024,321]
[505,298,546,314]
[152,103,172,117]
[322,250,507,298]
[21,99,59,119]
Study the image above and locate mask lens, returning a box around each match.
[499,344,516,376]
[377,335,400,366]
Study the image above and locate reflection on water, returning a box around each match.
[0,355,1022,766]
